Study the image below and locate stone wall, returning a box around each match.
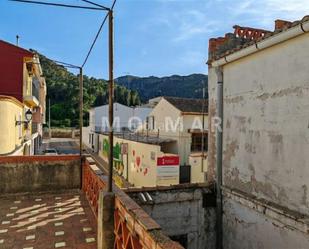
[0,155,81,194]
[127,185,216,249]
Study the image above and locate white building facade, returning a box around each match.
[208,18,309,249]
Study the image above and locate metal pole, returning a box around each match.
[48,98,51,138]
[79,67,83,157]
[16,35,19,46]
[108,9,114,193]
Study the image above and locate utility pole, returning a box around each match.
[79,67,83,157]
[108,9,114,193]
[49,98,51,139]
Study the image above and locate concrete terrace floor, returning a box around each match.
[0,191,97,249]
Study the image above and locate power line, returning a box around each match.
[81,12,109,68]
[51,60,80,69]
[10,0,117,70]
[9,0,104,11]
[80,0,109,10]
[81,0,117,68]
[111,0,117,9]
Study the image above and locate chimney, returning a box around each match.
[16,35,19,46]
[275,19,292,31]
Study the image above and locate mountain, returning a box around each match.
[115,74,208,102]
[37,52,141,127]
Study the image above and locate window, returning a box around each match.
[191,133,208,152]
[146,116,155,130]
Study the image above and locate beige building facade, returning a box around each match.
[0,40,46,156]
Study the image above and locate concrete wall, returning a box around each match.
[222,33,309,214]
[128,187,216,249]
[208,31,309,248]
[223,196,309,249]
[0,156,81,194]
[189,154,208,183]
[98,134,180,187]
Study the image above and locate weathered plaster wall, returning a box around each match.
[223,197,309,249]
[222,33,309,214]
[208,32,309,248]
[129,187,216,249]
[0,156,81,194]
[207,67,219,184]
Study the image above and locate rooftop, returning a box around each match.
[163,96,208,114]
[208,15,309,63]
[100,131,177,145]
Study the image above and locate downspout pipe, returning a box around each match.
[216,67,223,249]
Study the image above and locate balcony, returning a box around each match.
[23,95,39,107]
[23,77,40,107]
[0,156,184,249]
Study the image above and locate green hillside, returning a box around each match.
[37,53,140,127]
[115,74,208,102]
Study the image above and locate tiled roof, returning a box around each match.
[208,15,309,63]
[163,96,208,114]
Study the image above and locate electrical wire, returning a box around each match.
[10,0,117,70]
[80,0,109,10]
[9,0,104,11]
[81,12,109,68]
[81,0,117,68]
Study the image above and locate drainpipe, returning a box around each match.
[216,67,223,249]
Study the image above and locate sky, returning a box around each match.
[1,0,309,78]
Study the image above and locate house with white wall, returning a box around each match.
[145,96,209,183]
[83,103,152,152]
[208,17,309,249]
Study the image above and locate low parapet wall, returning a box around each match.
[0,155,81,194]
[82,158,184,249]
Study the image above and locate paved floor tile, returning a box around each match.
[25,234,35,240]
[85,237,96,243]
[55,241,66,248]
[0,191,97,249]
[55,231,64,236]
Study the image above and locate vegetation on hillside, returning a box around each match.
[38,53,141,127]
[115,74,208,102]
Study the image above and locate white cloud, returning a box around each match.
[227,0,309,29]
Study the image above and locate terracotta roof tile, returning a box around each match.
[208,15,309,64]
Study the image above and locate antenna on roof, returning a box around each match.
[16,35,19,46]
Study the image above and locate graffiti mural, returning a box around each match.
[102,138,124,176]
